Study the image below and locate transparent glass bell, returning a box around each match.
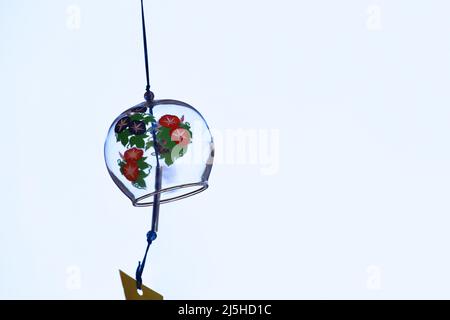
[104,99,214,206]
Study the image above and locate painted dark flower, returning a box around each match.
[130,106,147,113]
[115,116,130,133]
[129,120,146,135]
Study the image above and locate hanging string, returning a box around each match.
[135,113,163,290]
[141,0,154,101]
[135,0,160,290]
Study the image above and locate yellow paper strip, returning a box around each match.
[119,270,163,300]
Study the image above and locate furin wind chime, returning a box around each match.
[104,0,214,300]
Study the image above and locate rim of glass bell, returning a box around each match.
[134,181,208,207]
[105,99,214,207]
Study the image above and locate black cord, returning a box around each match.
[135,1,159,290]
[141,0,154,101]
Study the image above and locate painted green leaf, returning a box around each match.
[164,158,174,166]
[140,169,150,178]
[129,114,144,122]
[163,152,174,166]
[142,115,155,125]
[133,177,146,189]
[129,136,137,147]
[117,129,131,147]
[117,159,126,167]
[135,137,145,148]
[118,129,130,139]
[135,134,149,140]
[166,140,177,150]
[157,126,171,141]
[179,122,191,130]
[145,140,153,151]
[120,135,128,147]
[137,158,150,169]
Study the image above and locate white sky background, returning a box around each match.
[1,0,450,299]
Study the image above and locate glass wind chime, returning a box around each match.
[104,0,214,300]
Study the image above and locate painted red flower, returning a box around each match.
[170,128,191,146]
[124,148,144,162]
[159,114,180,129]
[122,161,139,182]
